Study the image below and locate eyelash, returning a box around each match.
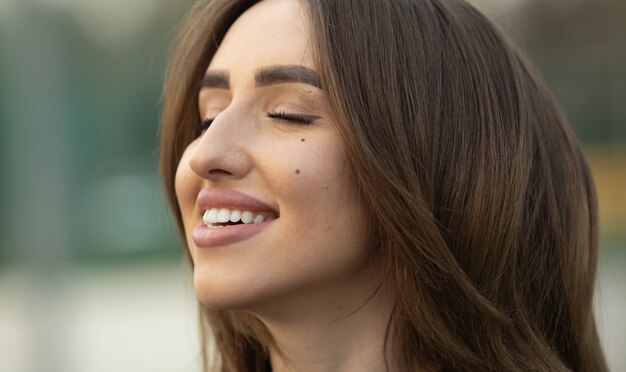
[193,118,213,137]
[265,110,316,125]
[193,111,316,137]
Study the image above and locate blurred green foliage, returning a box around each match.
[0,0,192,264]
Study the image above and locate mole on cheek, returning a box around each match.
[295,169,301,175]
[300,138,305,142]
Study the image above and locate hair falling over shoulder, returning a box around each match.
[159,0,608,370]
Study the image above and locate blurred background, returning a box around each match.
[0,0,624,371]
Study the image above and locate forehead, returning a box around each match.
[207,0,315,78]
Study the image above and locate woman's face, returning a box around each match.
[175,0,372,312]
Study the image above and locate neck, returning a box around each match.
[248,267,400,372]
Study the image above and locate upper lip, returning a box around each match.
[196,188,279,215]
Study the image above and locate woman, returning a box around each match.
[159,0,608,371]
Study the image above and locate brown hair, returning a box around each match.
[159,0,608,371]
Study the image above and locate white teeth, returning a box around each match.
[217,208,231,223]
[202,210,209,224]
[202,208,275,227]
[203,209,218,224]
[241,211,254,224]
[229,210,241,222]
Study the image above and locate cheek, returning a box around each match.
[174,147,200,257]
[267,136,366,249]
[174,149,196,211]
[268,137,349,206]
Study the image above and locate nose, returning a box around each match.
[188,110,252,183]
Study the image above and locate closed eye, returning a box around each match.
[193,118,214,137]
[266,111,320,125]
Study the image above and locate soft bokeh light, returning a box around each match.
[35,0,161,48]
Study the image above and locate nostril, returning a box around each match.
[189,145,253,181]
[208,169,232,176]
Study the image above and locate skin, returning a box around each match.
[174,0,400,370]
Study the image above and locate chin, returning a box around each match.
[194,286,252,310]
[193,271,268,311]
[193,277,241,310]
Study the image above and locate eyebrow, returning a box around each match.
[201,64,321,90]
[255,65,321,89]
[201,70,229,89]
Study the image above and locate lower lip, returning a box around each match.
[192,220,274,248]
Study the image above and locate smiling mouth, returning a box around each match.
[202,208,278,228]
